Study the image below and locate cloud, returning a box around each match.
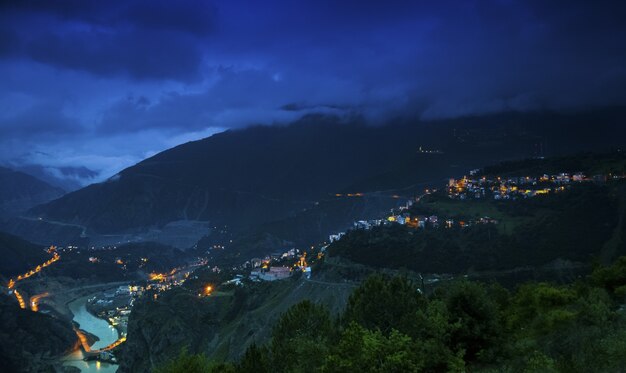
[0,0,625,185]
[0,101,81,137]
[0,0,215,81]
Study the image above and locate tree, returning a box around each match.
[237,343,270,373]
[434,280,503,362]
[412,300,465,372]
[322,323,422,373]
[270,300,334,372]
[343,274,424,336]
[154,348,234,373]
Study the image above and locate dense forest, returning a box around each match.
[155,256,626,372]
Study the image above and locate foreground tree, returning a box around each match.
[343,274,424,336]
[270,300,334,372]
[154,348,234,373]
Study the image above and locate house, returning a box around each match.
[224,278,244,286]
[259,266,292,281]
[329,232,345,243]
[354,220,371,230]
[249,270,262,281]
[479,216,498,224]
[250,258,263,268]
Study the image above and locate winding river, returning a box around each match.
[63,296,119,372]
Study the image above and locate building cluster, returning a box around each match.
[250,266,292,281]
[446,171,612,200]
[88,285,135,347]
[241,247,312,282]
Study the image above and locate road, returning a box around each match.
[30,292,49,312]
[8,249,60,289]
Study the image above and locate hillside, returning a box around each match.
[0,294,77,372]
[119,274,355,372]
[0,166,64,218]
[328,152,626,275]
[120,151,626,373]
[155,261,626,373]
[22,109,626,248]
[0,231,49,278]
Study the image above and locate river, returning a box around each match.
[63,295,120,373]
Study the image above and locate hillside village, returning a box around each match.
[328,168,626,246]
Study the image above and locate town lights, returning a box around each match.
[204,285,213,296]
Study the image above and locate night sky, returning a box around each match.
[1,0,625,187]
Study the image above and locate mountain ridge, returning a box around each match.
[23,109,626,245]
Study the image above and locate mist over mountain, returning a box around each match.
[20,108,626,246]
[13,164,99,192]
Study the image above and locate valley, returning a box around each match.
[1,145,624,372]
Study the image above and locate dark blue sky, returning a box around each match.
[1,0,625,186]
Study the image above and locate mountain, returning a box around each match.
[0,166,64,218]
[0,231,49,278]
[14,164,98,192]
[24,109,626,247]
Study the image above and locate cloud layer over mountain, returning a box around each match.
[1,0,625,185]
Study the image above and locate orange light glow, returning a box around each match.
[30,292,49,312]
[149,272,166,281]
[14,290,26,309]
[8,251,60,287]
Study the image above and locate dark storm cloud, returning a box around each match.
[1,0,626,184]
[0,0,215,81]
[0,101,79,137]
[24,28,203,81]
[0,0,216,36]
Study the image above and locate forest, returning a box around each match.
[155,256,626,372]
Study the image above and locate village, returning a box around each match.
[326,169,626,250]
[446,170,626,201]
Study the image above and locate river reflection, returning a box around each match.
[64,349,119,373]
[63,296,119,373]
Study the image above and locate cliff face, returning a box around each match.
[0,294,77,372]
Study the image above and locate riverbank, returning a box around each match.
[61,293,123,372]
